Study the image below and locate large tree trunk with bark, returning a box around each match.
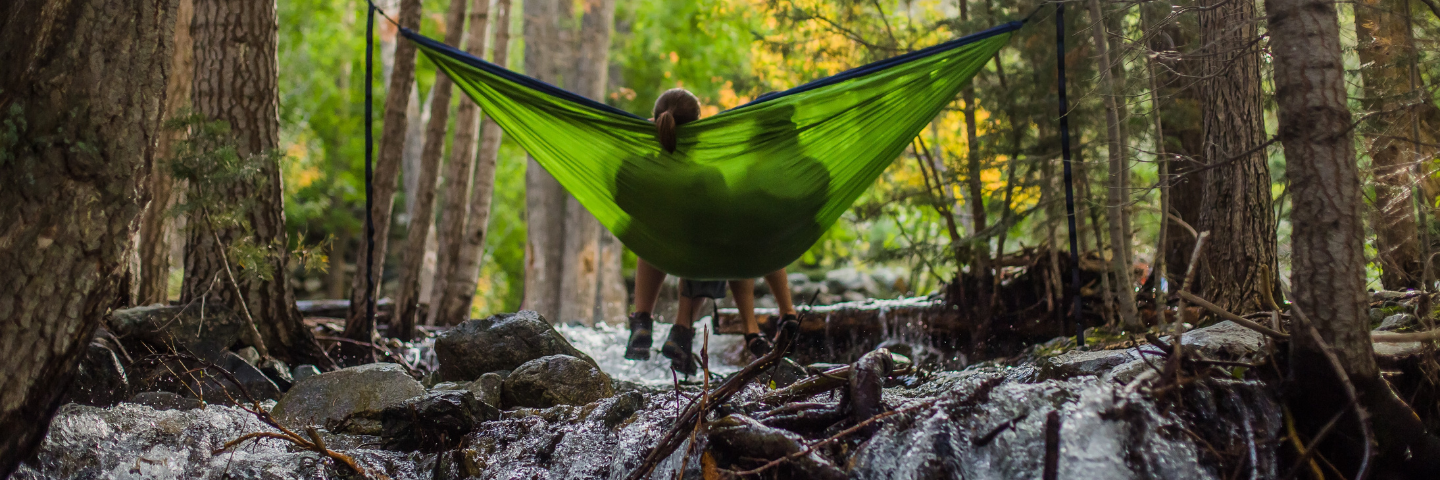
[1356,0,1425,290]
[434,0,514,326]
[428,0,493,326]
[392,0,470,338]
[342,0,423,345]
[1270,0,1440,474]
[1085,0,1139,329]
[558,0,620,326]
[185,0,332,368]
[1194,0,1279,315]
[523,0,570,323]
[138,0,195,306]
[0,0,177,474]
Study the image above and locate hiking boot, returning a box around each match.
[662,324,698,376]
[625,312,654,360]
[744,333,772,358]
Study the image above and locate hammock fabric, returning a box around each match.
[402,22,1021,280]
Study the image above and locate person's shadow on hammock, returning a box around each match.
[614,101,830,279]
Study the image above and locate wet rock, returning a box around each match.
[467,372,505,408]
[257,357,293,391]
[502,355,614,409]
[109,303,245,361]
[235,346,261,365]
[708,414,847,480]
[201,351,282,403]
[1039,348,1138,380]
[127,391,203,411]
[272,363,425,430]
[16,403,434,479]
[1179,320,1267,360]
[435,310,599,382]
[1377,313,1419,332]
[291,364,321,382]
[592,391,644,427]
[432,381,466,391]
[61,341,129,407]
[380,390,499,451]
[825,267,878,296]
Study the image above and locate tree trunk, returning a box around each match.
[138,0,195,306]
[557,0,620,326]
[1270,0,1440,473]
[0,0,176,474]
[428,0,493,326]
[1085,0,1139,329]
[342,0,423,343]
[392,0,470,338]
[434,0,514,326]
[1194,0,1279,315]
[1150,12,1205,293]
[1356,0,1423,290]
[186,0,332,368]
[522,0,570,323]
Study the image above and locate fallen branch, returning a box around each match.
[1175,290,1289,339]
[759,353,913,406]
[1371,329,1440,343]
[624,320,801,480]
[733,398,939,477]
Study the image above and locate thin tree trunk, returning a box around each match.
[186,0,333,368]
[523,0,569,323]
[1194,0,1279,315]
[1357,0,1423,290]
[139,0,195,306]
[393,0,470,338]
[434,0,514,326]
[1086,0,1139,329]
[0,0,176,474]
[342,0,423,344]
[1155,15,1206,293]
[1270,0,1440,473]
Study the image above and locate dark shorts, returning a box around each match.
[680,279,727,299]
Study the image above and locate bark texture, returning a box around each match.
[1086,0,1139,329]
[1356,0,1426,290]
[523,0,570,323]
[434,0,513,326]
[392,0,470,338]
[1268,0,1440,474]
[1195,0,1278,315]
[558,0,621,326]
[343,0,423,338]
[185,0,331,368]
[0,0,176,474]
[429,0,494,326]
[1152,13,1205,291]
[139,0,195,305]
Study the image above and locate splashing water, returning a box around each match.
[555,322,746,385]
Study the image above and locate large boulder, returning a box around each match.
[109,304,246,361]
[502,355,614,408]
[61,341,130,406]
[435,310,598,382]
[272,363,425,432]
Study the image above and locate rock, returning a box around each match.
[1178,320,1267,361]
[186,352,282,404]
[258,357,293,391]
[825,268,878,295]
[109,304,246,361]
[466,372,505,408]
[272,363,425,430]
[292,364,321,382]
[128,391,203,411]
[708,414,847,480]
[435,310,599,382]
[1377,313,1419,332]
[590,391,644,428]
[1369,308,1387,323]
[380,390,499,451]
[235,346,261,365]
[61,342,130,407]
[1039,349,1138,380]
[502,355,614,409]
[432,381,466,391]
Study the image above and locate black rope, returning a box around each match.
[1056,3,1084,347]
[364,4,377,336]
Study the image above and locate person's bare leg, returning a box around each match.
[674,295,700,329]
[729,279,759,335]
[633,258,666,314]
[765,269,797,317]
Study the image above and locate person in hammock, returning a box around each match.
[621,88,802,375]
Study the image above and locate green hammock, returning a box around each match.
[402,22,1021,280]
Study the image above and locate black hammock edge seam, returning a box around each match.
[400,19,1023,121]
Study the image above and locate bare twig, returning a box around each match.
[200,212,269,358]
[1175,290,1289,339]
[1371,329,1440,343]
[733,398,939,477]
